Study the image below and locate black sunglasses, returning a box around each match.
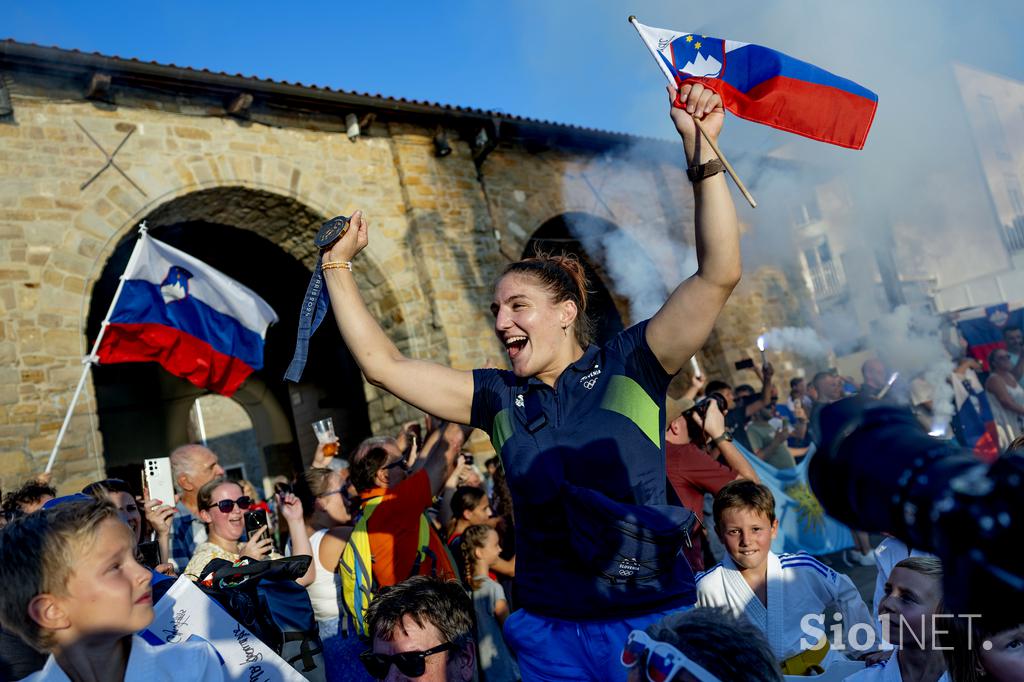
[359,642,457,679]
[383,458,408,472]
[205,496,253,514]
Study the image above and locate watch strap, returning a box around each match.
[686,158,725,183]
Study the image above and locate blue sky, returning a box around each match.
[4,0,1024,194]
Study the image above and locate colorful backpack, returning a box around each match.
[339,496,435,638]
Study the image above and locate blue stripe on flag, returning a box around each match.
[111,280,265,369]
[723,44,878,101]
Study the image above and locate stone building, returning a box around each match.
[0,41,805,494]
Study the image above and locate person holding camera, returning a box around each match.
[666,395,760,572]
[319,80,741,680]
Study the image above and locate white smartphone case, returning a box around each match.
[143,457,176,506]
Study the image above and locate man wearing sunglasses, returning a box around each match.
[361,576,475,681]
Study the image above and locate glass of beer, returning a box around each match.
[312,418,339,457]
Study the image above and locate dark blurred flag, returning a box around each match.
[632,19,878,149]
[954,303,1024,367]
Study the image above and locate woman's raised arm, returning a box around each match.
[646,83,742,376]
[321,211,475,424]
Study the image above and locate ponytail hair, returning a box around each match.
[459,524,494,591]
[501,249,595,348]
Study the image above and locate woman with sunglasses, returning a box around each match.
[183,477,315,585]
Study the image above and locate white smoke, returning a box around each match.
[872,305,956,428]
[762,326,831,359]
[567,208,699,323]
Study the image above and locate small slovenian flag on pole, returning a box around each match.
[96,229,278,396]
[631,18,878,150]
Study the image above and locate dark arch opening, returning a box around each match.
[86,220,371,487]
[523,213,627,346]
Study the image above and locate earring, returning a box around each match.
[562,325,568,336]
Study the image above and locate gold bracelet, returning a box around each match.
[322,260,353,272]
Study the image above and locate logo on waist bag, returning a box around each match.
[617,558,640,577]
[515,394,524,408]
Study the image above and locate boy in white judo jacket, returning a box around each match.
[695,480,877,675]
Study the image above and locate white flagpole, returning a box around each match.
[46,223,150,473]
[193,398,208,447]
[628,16,757,208]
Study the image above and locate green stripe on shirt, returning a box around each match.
[599,374,661,447]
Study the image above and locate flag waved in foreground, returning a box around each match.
[631,18,878,149]
[735,442,854,556]
[97,231,278,396]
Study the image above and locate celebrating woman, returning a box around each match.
[321,82,740,681]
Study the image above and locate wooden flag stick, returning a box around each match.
[628,15,757,209]
[693,117,757,208]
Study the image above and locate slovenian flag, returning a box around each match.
[632,19,878,150]
[96,232,278,396]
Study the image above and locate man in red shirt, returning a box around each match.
[348,423,468,586]
[665,397,760,571]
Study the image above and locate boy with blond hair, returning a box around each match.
[0,498,222,681]
[695,480,877,676]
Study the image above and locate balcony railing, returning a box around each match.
[1006,215,1024,253]
[808,260,845,299]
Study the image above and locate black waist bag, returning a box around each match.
[563,483,697,591]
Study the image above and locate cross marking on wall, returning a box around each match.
[75,120,148,196]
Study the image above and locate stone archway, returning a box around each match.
[86,185,412,482]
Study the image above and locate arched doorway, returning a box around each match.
[86,188,373,487]
[523,212,629,346]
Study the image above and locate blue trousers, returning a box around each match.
[503,606,691,682]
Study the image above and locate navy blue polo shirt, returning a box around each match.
[471,320,696,620]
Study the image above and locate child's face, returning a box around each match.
[56,517,153,642]
[980,624,1024,681]
[878,567,943,648]
[478,529,502,567]
[717,507,778,571]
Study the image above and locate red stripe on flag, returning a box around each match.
[682,75,878,150]
[968,341,1006,370]
[97,323,255,397]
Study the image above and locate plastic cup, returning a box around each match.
[312,418,338,457]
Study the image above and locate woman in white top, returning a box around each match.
[293,464,368,682]
[984,350,1024,449]
[847,556,949,682]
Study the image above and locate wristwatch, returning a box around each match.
[710,433,733,446]
[686,158,725,183]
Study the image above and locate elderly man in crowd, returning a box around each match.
[168,444,225,571]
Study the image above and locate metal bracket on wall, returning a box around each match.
[75,119,148,196]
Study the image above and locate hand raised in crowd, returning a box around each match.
[322,209,368,264]
[238,524,273,560]
[311,437,340,468]
[142,498,175,539]
[153,563,177,578]
[691,400,727,440]
[395,420,421,453]
[277,492,304,523]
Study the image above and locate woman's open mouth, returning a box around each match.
[504,335,528,360]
